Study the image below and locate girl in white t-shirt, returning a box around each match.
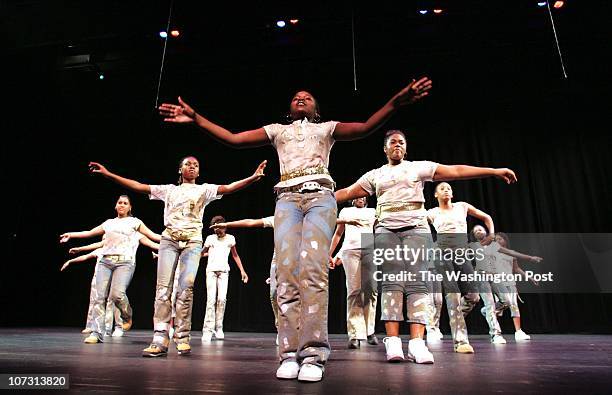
[201,215,248,342]
[158,78,432,382]
[88,157,265,357]
[329,197,378,349]
[425,182,495,353]
[60,195,160,344]
[62,236,159,336]
[210,215,279,344]
[335,130,517,364]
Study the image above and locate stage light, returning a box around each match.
[289,19,299,24]
[98,73,104,80]
[159,31,168,38]
[419,10,428,15]
[553,1,564,8]
[276,20,286,28]
[537,1,547,6]
[433,9,443,14]
[170,30,180,37]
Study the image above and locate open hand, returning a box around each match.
[393,77,432,107]
[494,168,517,184]
[253,160,267,180]
[60,233,72,243]
[159,96,197,123]
[88,162,110,177]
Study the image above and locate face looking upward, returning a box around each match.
[353,197,367,208]
[289,91,318,121]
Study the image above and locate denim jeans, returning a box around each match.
[341,248,378,340]
[202,271,229,334]
[90,257,135,339]
[152,238,203,346]
[274,190,337,366]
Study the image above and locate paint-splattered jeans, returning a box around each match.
[202,271,229,334]
[274,190,337,366]
[342,248,378,340]
[90,257,135,339]
[269,251,280,331]
[152,237,203,346]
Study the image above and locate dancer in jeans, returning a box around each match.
[335,130,517,363]
[60,195,160,343]
[158,77,432,381]
[88,157,266,356]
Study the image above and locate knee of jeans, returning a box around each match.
[217,299,226,305]
[156,287,171,302]
[109,292,126,303]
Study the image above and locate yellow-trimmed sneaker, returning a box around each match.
[84,334,101,344]
[454,343,475,354]
[176,343,191,356]
[142,343,168,357]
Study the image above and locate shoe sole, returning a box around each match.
[142,350,168,357]
[297,376,322,382]
[177,349,191,356]
[406,355,434,364]
[386,355,405,362]
[276,374,298,380]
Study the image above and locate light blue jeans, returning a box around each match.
[274,190,337,366]
[152,238,203,346]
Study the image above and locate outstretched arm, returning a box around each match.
[211,218,266,229]
[139,236,160,251]
[466,204,495,235]
[159,97,270,148]
[217,160,267,195]
[61,252,97,271]
[434,165,517,185]
[60,225,104,243]
[513,258,539,286]
[69,240,104,254]
[137,223,161,243]
[500,247,543,263]
[333,78,432,141]
[89,162,151,194]
[335,183,370,204]
[230,246,248,283]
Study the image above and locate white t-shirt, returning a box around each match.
[204,234,236,272]
[101,217,143,257]
[496,252,516,286]
[264,119,338,189]
[150,183,221,242]
[357,160,438,230]
[473,241,502,273]
[338,207,376,251]
[428,202,469,248]
[92,248,104,260]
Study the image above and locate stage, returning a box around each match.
[1,329,610,393]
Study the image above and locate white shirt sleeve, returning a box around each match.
[356,169,376,196]
[201,183,222,200]
[149,184,173,201]
[204,235,214,248]
[415,161,439,182]
[338,208,347,220]
[263,123,281,146]
[228,235,236,248]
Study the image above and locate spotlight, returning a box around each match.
[289,19,299,24]
[537,1,547,6]
[419,10,428,15]
[276,20,286,28]
[433,9,443,14]
[98,73,104,80]
[159,31,168,38]
[553,1,564,8]
[170,30,180,37]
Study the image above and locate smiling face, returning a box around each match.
[383,132,407,163]
[434,182,453,202]
[289,91,319,121]
[179,157,200,182]
[115,196,132,218]
[353,197,367,208]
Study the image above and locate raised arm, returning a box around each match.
[159,97,270,148]
[89,162,151,194]
[60,252,98,271]
[217,160,266,195]
[499,247,543,263]
[335,183,370,204]
[466,204,495,235]
[333,77,432,141]
[211,218,266,229]
[433,165,517,185]
[230,246,248,283]
[60,225,104,243]
[69,240,104,254]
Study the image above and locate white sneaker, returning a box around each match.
[298,363,324,382]
[383,336,405,362]
[427,327,443,342]
[215,329,225,340]
[276,361,300,379]
[515,330,531,341]
[407,338,434,364]
[491,335,507,344]
[111,327,124,337]
[275,334,279,346]
[201,331,212,342]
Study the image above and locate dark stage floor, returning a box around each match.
[0,329,611,394]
